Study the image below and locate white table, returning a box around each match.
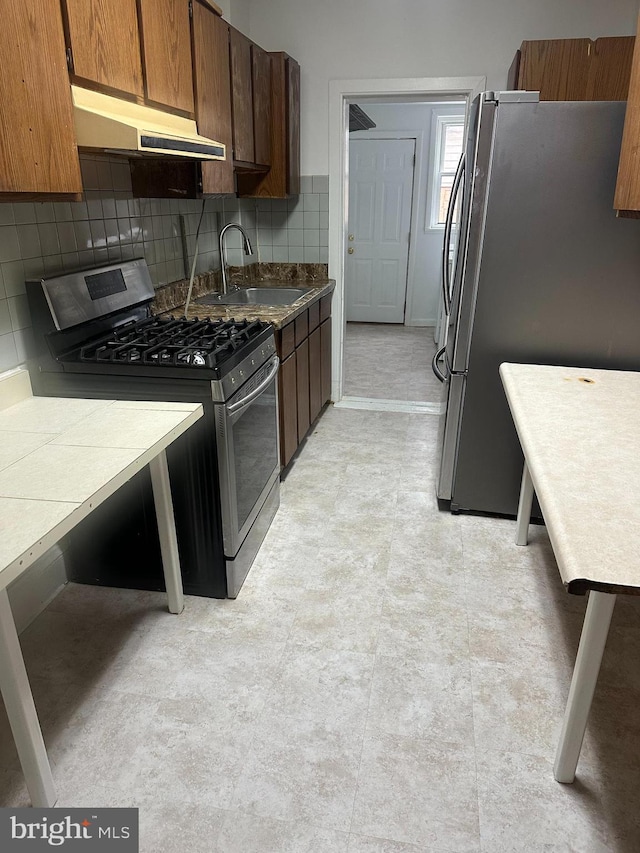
[500,362,640,784]
[0,367,203,807]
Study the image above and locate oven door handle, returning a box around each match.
[226,355,280,415]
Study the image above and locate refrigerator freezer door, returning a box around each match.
[451,100,640,516]
[446,95,497,376]
[436,371,465,501]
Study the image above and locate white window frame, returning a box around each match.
[428,112,465,231]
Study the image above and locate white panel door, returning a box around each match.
[346,138,415,323]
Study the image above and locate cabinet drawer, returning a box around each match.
[277,320,295,359]
[294,310,308,346]
[308,300,320,333]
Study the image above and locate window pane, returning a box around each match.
[442,123,464,172]
[438,174,453,224]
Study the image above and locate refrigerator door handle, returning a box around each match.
[432,345,447,382]
[441,152,465,316]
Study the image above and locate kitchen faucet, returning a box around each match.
[219,223,253,294]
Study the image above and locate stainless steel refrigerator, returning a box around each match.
[434,91,640,517]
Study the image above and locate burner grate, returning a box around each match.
[78,316,267,369]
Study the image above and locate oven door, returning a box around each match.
[214,355,280,558]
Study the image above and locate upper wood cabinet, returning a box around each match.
[508,37,635,101]
[615,17,640,212]
[61,0,144,99]
[62,0,195,115]
[229,29,272,167]
[588,37,636,100]
[138,0,194,115]
[130,0,235,198]
[252,46,272,166]
[0,0,82,197]
[237,53,300,198]
[130,21,299,200]
[192,1,234,194]
[229,28,254,162]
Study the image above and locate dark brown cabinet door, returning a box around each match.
[237,52,300,198]
[252,46,272,166]
[138,0,194,114]
[229,28,254,162]
[286,56,301,195]
[296,338,310,442]
[62,0,144,98]
[1,0,81,195]
[320,318,332,407]
[192,1,234,194]
[278,352,298,468]
[308,327,322,424]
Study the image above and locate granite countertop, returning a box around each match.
[500,362,640,594]
[152,263,335,330]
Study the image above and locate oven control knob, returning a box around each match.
[251,358,255,365]
[240,370,244,377]
[231,377,236,384]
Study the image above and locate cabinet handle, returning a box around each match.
[347,247,354,254]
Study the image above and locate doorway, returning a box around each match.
[328,76,486,411]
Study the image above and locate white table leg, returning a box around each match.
[149,450,184,615]
[0,588,56,807]
[515,461,534,546]
[554,590,616,783]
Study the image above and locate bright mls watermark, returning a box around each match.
[0,809,138,851]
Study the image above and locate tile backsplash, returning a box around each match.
[0,161,329,373]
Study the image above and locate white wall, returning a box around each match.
[247,0,639,174]
[228,0,251,33]
[350,102,465,325]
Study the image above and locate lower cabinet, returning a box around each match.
[276,293,332,469]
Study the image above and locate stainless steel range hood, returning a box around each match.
[72,86,226,161]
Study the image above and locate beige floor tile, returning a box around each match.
[366,653,474,747]
[264,644,375,728]
[351,732,480,851]
[476,749,613,852]
[216,811,350,853]
[289,587,383,653]
[471,660,567,759]
[377,594,469,667]
[139,802,227,853]
[230,714,363,832]
[347,834,440,853]
[344,324,438,405]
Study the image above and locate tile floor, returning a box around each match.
[2,405,640,851]
[344,323,442,403]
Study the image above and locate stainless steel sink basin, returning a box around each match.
[195,286,314,306]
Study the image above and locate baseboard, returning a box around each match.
[8,545,68,634]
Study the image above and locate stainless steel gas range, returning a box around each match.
[26,258,280,598]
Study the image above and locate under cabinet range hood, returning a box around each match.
[71,86,226,160]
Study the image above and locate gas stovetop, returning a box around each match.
[77,315,268,370]
[27,260,278,399]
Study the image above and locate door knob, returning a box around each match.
[348,247,354,254]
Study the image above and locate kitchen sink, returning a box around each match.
[195,286,314,306]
